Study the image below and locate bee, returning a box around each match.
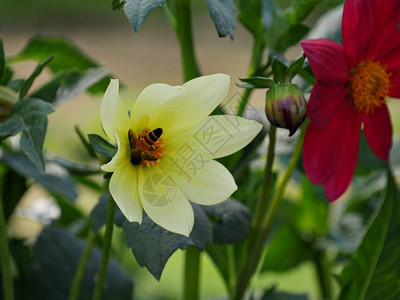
[128,128,163,165]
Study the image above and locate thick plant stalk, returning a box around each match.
[68,228,96,300]
[92,197,115,300]
[0,194,14,300]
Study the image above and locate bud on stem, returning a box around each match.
[265,84,307,136]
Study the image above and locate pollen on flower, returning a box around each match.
[348,61,391,114]
[128,128,166,167]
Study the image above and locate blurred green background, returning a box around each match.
[1,1,399,299]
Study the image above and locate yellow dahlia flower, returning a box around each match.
[100,74,262,236]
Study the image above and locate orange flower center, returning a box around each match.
[129,128,166,167]
[348,61,391,114]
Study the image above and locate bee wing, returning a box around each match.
[142,152,159,161]
[128,129,139,149]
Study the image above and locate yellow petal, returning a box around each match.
[109,163,143,223]
[166,115,262,159]
[161,157,237,205]
[138,166,194,236]
[101,79,130,142]
[131,83,184,132]
[101,130,129,172]
[151,74,230,136]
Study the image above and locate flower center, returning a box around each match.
[128,128,165,167]
[348,61,391,114]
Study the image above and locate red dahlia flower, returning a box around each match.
[301,0,400,201]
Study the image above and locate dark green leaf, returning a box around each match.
[88,133,117,158]
[274,23,310,53]
[1,67,13,86]
[1,168,27,221]
[206,0,237,39]
[112,0,125,10]
[31,67,108,104]
[285,54,305,83]
[239,76,275,89]
[19,55,55,100]
[90,193,109,232]
[122,0,167,33]
[75,126,97,158]
[7,79,25,93]
[115,204,212,280]
[298,64,316,85]
[10,98,54,171]
[202,198,251,244]
[0,151,78,200]
[340,171,400,300]
[11,35,109,93]
[0,118,23,137]
[271,57,288,83]
[25,226,134,300]
[0,39,4,82]
[261,226,313,272]
[50,157,100,176]
[262,286,310,300]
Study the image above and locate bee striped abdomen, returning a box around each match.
[139,128,163,149]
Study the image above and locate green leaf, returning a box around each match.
[239,76,275,89]
[24,226,134,299]
[1,67,13,86]
[271,57,288,83]
[88,133,117,158]
[285,54,305,83]
[202,198,251,244]
[0,151,78,200]
[0,39,4,82]
[10,98,54,171]
[19,55,55,100]
[75,125,97,158]
[355,132,388,175]
[31,67,108,104]
[261,226,313,272]
[11,35,109,93]
[49,157,100,176]
[7,79,25,93]
[237,0,264,37]
[340,171,400,300]
[90,193,109,232]
[206,0,237,39]
[115,204,212,280]
[122,0,167,33]
[296,175,328,235]
[0,118,23,137]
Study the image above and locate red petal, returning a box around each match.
[367,0,400,61]
[363,104,392,161]
[308,82,347,130]
[301,39,349,86]
[303,101,362,186]
[389,70,400,99]
[342,0,376,64]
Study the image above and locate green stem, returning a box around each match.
[226,245,236,299]
[314,250,332,300]
[183,247,201,300]
[0,193,13,300]
[234,122,307,300]
[237,37,265,116]
[68,229,96,300]
[173,0,201,82]
[92,197,115,300]
[234,126,277,300]
[259,120,307,242]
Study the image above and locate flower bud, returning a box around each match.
[265,84,307,136]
